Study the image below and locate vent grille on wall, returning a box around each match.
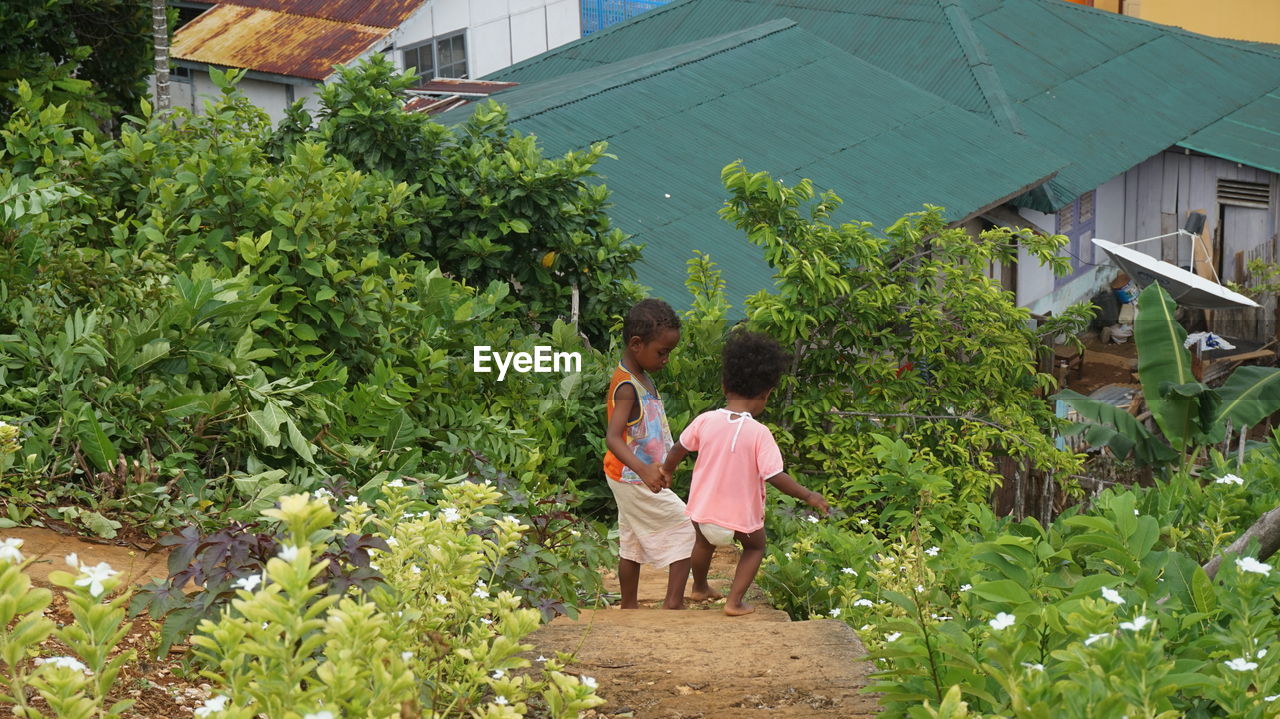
[1217,179,1271,209]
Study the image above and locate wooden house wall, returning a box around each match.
[1118,150,1278,342]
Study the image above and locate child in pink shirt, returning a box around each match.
[660,331,829,616]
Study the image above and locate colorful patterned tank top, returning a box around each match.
[604,363,674,484]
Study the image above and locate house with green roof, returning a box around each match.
[440,0,1280,339]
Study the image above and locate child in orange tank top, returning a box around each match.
[603,299,694,609]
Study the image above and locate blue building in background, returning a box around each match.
[581,0,671,34]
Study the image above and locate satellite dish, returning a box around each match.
[1091,238,1260,310]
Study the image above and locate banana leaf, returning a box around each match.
[1055,390,1179,467]
[1209,365,1280,443]
[1135,285,1203,450]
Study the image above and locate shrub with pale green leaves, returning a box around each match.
[190,485,604,718]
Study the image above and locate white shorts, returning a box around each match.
[608,480,695,568]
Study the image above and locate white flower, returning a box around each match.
[1100,587,1126,605]
[436,594,448,605]
[401,651,414,661]
[278,544,299,562]
[989,612,1016,630]
[934,615,952,621]
[959,584,972,592]
[925,546,940,556]
[411,565,422,574]
[580,675,598,690]
[858,518,869,525]
[1085,633,1109,646]
[1266,694,1280,702]
[368,561,379,571]
[853,599,873,607]
[473,583,490,599]
[0,538,24,564]
[1259,648,1269,658]
[441,507,462,523]
[784,552,792,559]
[1119,615,1151,632]
[860,624,872,631]
[829,608,841,617]
[536,655,548,662]
[194,695,230,717]
[1236,556,1272,575]
[1215,473,1244,485]
[914,584,925,594]
[344,494,358,504]
[492,669,505,679]
[233,574,263,592]
[36,656,88,673]
[386,537,398,546]
[841,567,857,575]
[1225,657,1259,672]
[1134,509,1140,515]
[313,488,334,500]
[304,712,334,719]
[1021,662,1044,671]
[385,479,405,488]
[74,562,119,597]
[494,696,509,706]
[805,515,819,523]
[884,632,902,642]
[65,553,79,569]
[480,617,493,625]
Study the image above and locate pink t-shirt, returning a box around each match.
[680,409,784,533]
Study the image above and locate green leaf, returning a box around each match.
[971,579,1032,606]
[79,510,121,539]
[1134,284,1199,449]
[1190,565,1216,614]
[75,405,118,472]
[285,418,314,463]
[1212,365,1280,436]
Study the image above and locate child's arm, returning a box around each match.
[766,471,831,515]
[659,441,691,487]
[606,382,665,493]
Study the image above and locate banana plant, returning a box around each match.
[1056,284,1280,468]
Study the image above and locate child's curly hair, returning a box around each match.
[623,299,681,343]
[722,330,790,398]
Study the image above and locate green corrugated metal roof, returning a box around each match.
[1180,88,1280,175]
[486,0,1280,213]
[443,21,1062,310]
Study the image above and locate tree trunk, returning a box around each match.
[1203,505,1280,579]
[152,0,170,113]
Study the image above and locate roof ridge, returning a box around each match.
[504,19,799,123]
[485,0,700,81]
[938,0,1024,135]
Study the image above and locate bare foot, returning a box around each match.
[723,602,755,617]
[619,601,640,610]
[662,600,685,610]
[689,587,724,601]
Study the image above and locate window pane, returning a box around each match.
[422,45,434,77]
[402,49,416,75]
[438,38,453,69]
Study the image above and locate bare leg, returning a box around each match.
[724,527,765,617]
[662,557,691,609]
[689,525,723,601]
[618,558,641,609]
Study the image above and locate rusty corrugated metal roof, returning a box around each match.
[172,3,387,80]
[411,79,518,95]
[217,0,423,29]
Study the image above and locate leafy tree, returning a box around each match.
[716,162,1092,530]
[0,0,151,130]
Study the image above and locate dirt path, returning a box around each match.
[6,526,170,586]
[531,550,880,719]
